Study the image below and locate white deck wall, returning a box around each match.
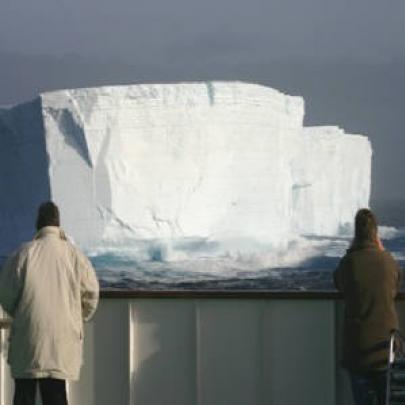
[2,297,404,405]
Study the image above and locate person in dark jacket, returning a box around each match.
[334,208,401,405]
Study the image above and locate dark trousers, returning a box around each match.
[14,378,68,405]
[350,370,387,405]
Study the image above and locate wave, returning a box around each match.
[88,225,405,289]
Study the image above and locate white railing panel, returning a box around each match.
[3,296,399,405]
[261,300,336,405]
[196,299,263,405]
[69,300,130,405]
[130,299,197,405]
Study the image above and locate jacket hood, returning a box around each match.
[347,240,380,253]
[34,226,67,240]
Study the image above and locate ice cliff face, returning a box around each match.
[0,82,371,258]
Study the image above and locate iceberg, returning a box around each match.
[0,82,372,262]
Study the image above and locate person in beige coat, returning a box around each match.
[0,202,99,405]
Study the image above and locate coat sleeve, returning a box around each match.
[385,251,402,296]
[77,251,99,322]
[0,251,24,316]
[394,260,402,295]
[395,267,402,300]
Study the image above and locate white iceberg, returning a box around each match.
[0,82,372,262]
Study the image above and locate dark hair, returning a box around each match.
[352,208,378,247]
[36,201,60,231]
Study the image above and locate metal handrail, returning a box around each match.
[385,329,405,405]
[386,331,396,405]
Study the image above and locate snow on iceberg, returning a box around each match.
[0,82,372,262]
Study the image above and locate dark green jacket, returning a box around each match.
[334,242,401,372]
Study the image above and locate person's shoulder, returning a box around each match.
[370,249,400,272]
[2,240,34,270]
[67,242,93,267]
[380,249,398,263]
[51,229,94,270]
[64,239,83,257]
[58,231,86,257]
[334,251,353,274]
[376,247,394,258]
[13,240,36,258]
[340,249,355,262]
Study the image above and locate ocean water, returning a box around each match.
[1,227,403,291]
[91,226,405,291]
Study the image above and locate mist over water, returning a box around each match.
[1,211,403,291]
[90,224,405,291]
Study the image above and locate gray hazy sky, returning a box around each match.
[1,0,405,203]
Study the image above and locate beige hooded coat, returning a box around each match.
[0,226,99,380]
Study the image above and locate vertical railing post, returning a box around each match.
[0,306,7,405]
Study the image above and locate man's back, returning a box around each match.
[0,226,99,380]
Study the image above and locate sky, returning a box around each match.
[0,0,405,203]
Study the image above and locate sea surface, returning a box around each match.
[92,226,405,291]
[1,226,404,292]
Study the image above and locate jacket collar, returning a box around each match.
[34,226,67,240]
